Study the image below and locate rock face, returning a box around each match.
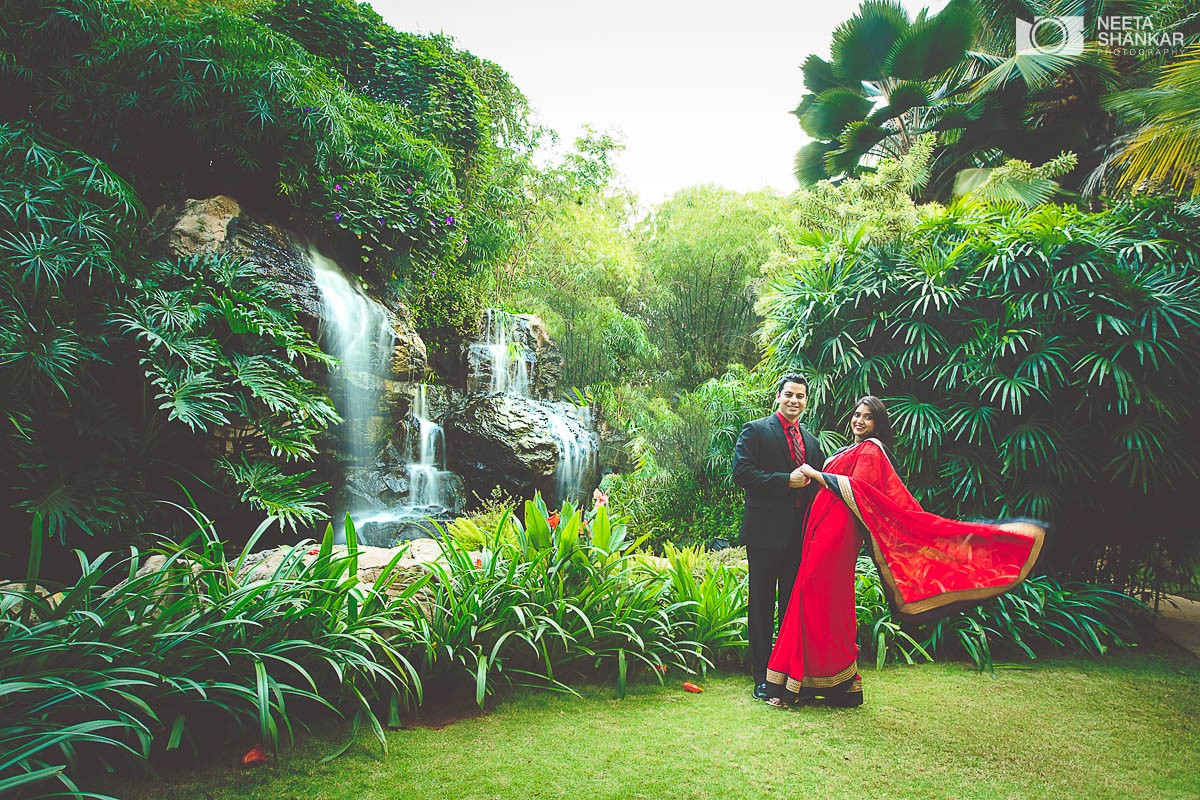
[444,393,598,505]
[519,314,564,400]
[343,458,467,517]
[164,195,242,257]
[153,195,427,380]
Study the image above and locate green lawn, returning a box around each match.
[112,649,1199,800]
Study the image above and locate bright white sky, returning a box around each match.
[369,0,949,206]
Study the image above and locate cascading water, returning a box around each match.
[468,308,531,395]
[406,384,447,510]
[470,309,598,507]
[544,404,599,509]
[310,247,393,469]
[309,247,462,544]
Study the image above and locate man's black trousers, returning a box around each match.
[746,530,804,684]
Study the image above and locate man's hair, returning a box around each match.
[775,373,809,394]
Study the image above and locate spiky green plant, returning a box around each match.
[0,515,427,798]
[407,495,705,705]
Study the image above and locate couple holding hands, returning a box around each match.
[733,375,1047,708]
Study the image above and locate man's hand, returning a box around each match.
[788,467,810,488]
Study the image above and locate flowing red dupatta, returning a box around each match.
[822,439,1047,622]
[766,439,1047,701]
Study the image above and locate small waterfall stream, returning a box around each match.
[468,308,532,395]
[470,309,599,507]
[406,384,448,511]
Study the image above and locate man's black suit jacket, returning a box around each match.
[731,415,826,551]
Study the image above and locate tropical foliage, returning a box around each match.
[0,494,753,798]
[636,187,788,389]
[855,555,1144,671]
[596,367,776,549]
[795,0,1193,199]
[1104,43,1200,198]
[0,123,342,551]
[0,516,429,799]
[794,0,983,192]
[0,0,543,552]
[759,197,1200,590]
[492,132,656,387]
[1,0,532,330]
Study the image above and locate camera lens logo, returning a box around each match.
[1015,16,1085,56]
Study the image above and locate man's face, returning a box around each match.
[776,381,808,422]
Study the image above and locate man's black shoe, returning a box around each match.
[752,682,769,700]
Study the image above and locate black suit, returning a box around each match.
[732,414,825,684]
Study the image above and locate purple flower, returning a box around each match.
[378,216,386,225]
[406,187,413,194]
[302,106,312,114]
[445,215,455,226]
[334,183,343,191]
[333,212,342,222]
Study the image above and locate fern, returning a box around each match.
[218,457,328,528]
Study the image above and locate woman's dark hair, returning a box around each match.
[775,373,809,394]
[849,395,894,450]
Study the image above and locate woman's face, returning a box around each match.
[850,403,876,441]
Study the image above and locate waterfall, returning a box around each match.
[407,384,446,510]
[470,309,597,507]
[310,248,463,545]
[309,246,393,469]
[470,309,532,396]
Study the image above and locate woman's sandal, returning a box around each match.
[765,697,790,709]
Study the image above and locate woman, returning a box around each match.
[765,396,1046,708]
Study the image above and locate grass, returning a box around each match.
[106,648,1200,800]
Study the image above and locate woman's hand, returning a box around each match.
[799,462,827,489]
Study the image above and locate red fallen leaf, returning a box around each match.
[242,744,271,766]
[307,548,320,555]
[682,682,704,693]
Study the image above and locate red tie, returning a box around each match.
[786,424,806,467]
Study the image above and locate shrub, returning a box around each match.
[0,516,426,798]
[411,495,705,703]
[854,556,1145,671]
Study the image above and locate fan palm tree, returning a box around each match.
[794,0,1182,199]
[793,0,982,189]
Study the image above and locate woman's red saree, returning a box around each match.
[765,439,1046,704]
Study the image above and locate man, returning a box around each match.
[732,374,825,700]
